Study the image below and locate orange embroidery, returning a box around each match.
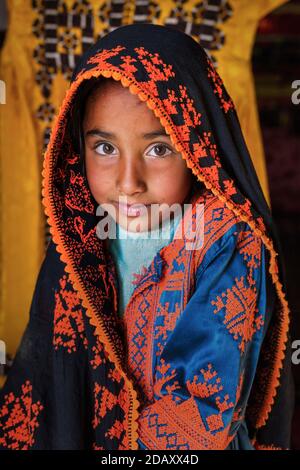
[171,84,202,152]
[93,383,119,430]
[134,46,175,96]
[65,170,94,213]
[206,56,235,113]
[138,360,235,450]
[113,386,133,450]
[153,359,181,399]
[236,230,262,286]
[162,88,179,115]
[198,131,222,168]
[224,179,237,196]
[53,274,88,353]
[154,301,182,358]
[187,363,235,421]
[118,54,138,75]
[106,419,123,441]
[186,363,223,398]
[77,46,126,79]
[108,365,123,384]
[0,381,43,450]
[178,84,202,127]
[90,369,130,449]
[252,442,284,450]
[90,338,106,370]
[93,443,105,450]
[211,276,264,353]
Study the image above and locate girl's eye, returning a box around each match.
[146,144,173,158]
[93,142,173,158]
[94,142,118,156]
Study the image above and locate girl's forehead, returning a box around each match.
[84,79,142,113]
[90,77,127,98]
[83,82,160,127]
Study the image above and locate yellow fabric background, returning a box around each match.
[0,0,288,362]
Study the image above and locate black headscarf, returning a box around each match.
[0,23,293,450]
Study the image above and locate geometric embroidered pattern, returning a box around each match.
[0,381,43,450]
[53,274,88,353]
[138,361,236,449]
[93,382,119,430]
[211,276,264,353]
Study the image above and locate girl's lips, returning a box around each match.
[113,201,151,217]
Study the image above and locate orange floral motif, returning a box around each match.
[206,56,235,113]
[154,302,182,357]
[211,276,264,353]
[115,387,132,450]
[105,419,124,441]
[78,45,126,78]
[192,139,208,161]
[0,381,43,450]
[186,364,235,429]
[108,365,123,384]
[73,216,98,251]
[134,46,175,97]
[65,153,80,166]
[93,382,119,429]
[93,443,105,450]
[202,131,221,166]
[163,88,179,115]
[186,363,224,398]
[202,165,221,188]
[252,442,284,450]
[224,179,237,196]
[53,274,88,353]
[170,83,203,149]
[138,361,235,449]
[90,338,106,370]
[65,170,95,214]
[236,231,262,285]
[178,84,202,128]
[119,54,138,75]
[206,413,224,432]
[153,358,181,399]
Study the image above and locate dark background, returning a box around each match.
[252,0,300,449]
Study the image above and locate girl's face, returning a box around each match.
[83,79,193,232]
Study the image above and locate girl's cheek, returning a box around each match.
[85,167,108,203]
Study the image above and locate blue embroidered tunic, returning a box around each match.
[108,197,256,450]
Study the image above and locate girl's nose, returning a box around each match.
[116,158,146,196]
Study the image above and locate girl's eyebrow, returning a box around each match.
[85,128,168,139]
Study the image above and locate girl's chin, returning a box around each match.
[116,214,156,233]
[103,206,167,233]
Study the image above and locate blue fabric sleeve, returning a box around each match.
[137,438,147,450]
[137,224,268,450]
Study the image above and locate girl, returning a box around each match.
[0,23,294,450]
